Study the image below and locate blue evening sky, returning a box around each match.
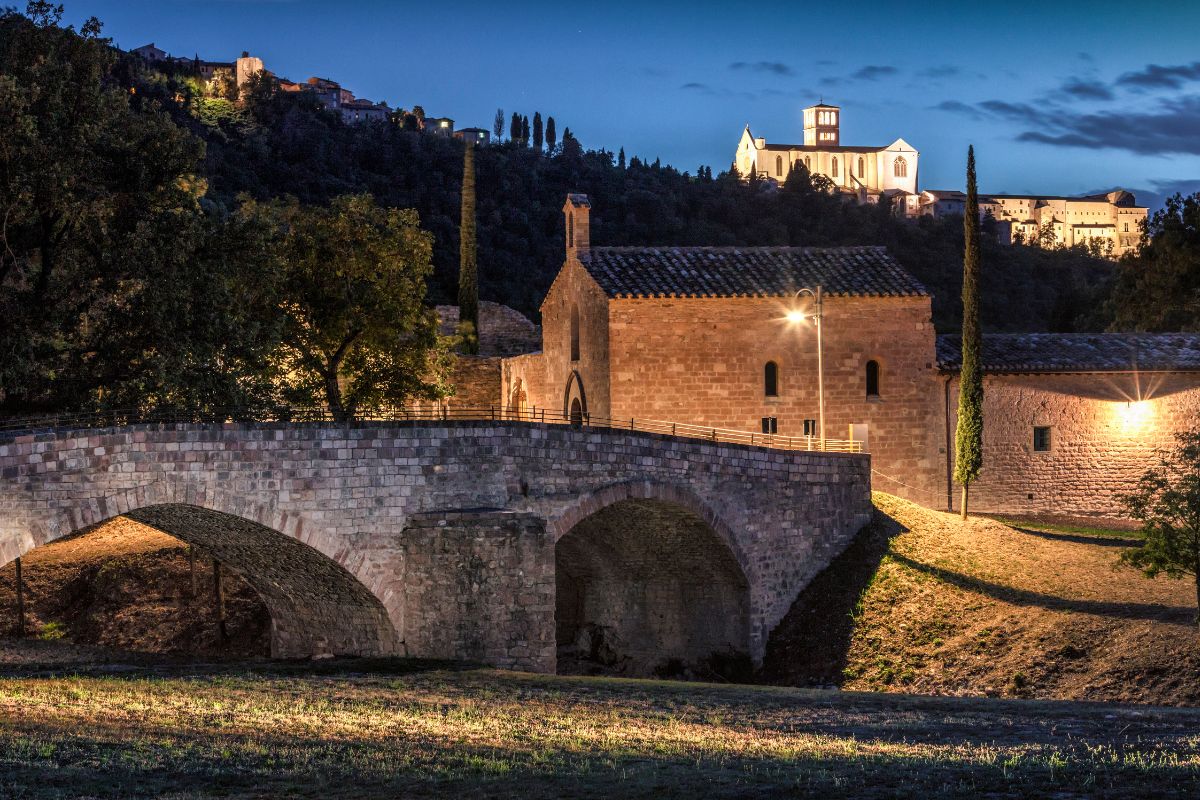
[65,0,1200,209]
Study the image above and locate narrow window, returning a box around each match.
[831,158,839,178]
[866,360,880,398]
[764,361,779,397]
[858,157,865,178]
[1033,426,1052,452]
[776,155,783,176]
[805,155,811,170]
[568,211,574,248]
[803,419,818,437]
[761,416,778,434]
[569,305,580,361]
[894,157,907,178]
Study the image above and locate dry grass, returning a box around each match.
[766,493,1200,706]
[2,662,1200,798]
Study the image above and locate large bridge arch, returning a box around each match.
[548,481,753,677]
[2,482,400,659]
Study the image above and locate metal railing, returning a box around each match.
[0,405,864,454]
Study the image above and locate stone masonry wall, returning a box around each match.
[537,258,612,418]
[0,421,872,668]
[941,373,1200,517]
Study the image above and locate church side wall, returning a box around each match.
[534,259,611,419]
[603,295,945,506]
[942,373,1200,517]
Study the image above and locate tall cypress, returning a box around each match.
[521,115,530,145]
[509,112,521,143]
[532,112,544,151]
[458,142,479,354]
[545,116,556,151]
[618,147,626,169]
[954,145,984,518]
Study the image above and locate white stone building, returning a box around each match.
[735,103,919,204]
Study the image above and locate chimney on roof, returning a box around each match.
[563,194,591,259]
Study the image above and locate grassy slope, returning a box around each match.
[2,663,1200,799]
[764,493,1200,705]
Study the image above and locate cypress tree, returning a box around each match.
[458,142,479,354]
[954,145,984,518]
[521,115,530,145]
[618,147,626,168]
[545,116,556,151]
[509,112,521,143]
[532,111,543,151]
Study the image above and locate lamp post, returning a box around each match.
[787,286,825,450]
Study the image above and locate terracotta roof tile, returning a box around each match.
[580,246,927,299]
[936,333,1200,373]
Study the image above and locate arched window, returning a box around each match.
[866,360,880,398]
[805,155,811,170]
[858,157,865,178]
[894,157,907,178]
[831,158,839,178]
[764,361,779,397]
[570,305,580,361]
[776,155,783,176]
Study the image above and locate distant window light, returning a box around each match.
[761,416,778,435]
[1033,426,1052,452]
[894,157,908,178]
[803,419,818,437]
[831,158,839,177]
[764,361,779,397]
[866,360,880,398]
[440,120,449,128]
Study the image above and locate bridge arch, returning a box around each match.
[549,481,752,678]
[4,482,399,659]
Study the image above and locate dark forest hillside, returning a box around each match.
[176,75,1115,333]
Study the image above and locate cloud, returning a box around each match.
[1060,77,1114,101]
[918,65,959,79]
[932,100,984,119]
[680,82,715,94]
[1117,61,1200,90]
[851,65,898,81]
[1135,179,1200,211]
[729,61,794,76]
[939,94,1200,155]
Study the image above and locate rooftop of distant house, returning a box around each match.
[936,333,1200,374]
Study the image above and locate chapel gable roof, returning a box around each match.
[579,246,927,299]
[936,333,1200,374]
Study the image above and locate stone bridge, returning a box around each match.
[0,421,871,674]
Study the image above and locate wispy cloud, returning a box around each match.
[919,65,960,79]
[1059,77,1114,101]
[1117,61,1200,90]
[729,61,794,77]
[851,65,899,81]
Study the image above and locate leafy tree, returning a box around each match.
[1120,429,1200,626]
[532,111,543,151]
[545,116,556,152]
[244,194,448,421]
[954,146,984,518]
[458,143,479,354]
[493,107,504,141]
[509,111,521,143]
[1108,193,1200,332]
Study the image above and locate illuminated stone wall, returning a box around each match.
[0,421,871,668]
[941,373,1200,517]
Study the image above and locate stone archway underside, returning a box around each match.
[555,499,750,677]
[124,505,399,659]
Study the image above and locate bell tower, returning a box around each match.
[803,103,840,146]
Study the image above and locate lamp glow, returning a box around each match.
[1116,400,1153,432]
[785,309,807,324]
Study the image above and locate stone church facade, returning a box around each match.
[465,195,1200,518]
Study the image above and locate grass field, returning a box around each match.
[2,660,1200,799]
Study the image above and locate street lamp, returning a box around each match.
[787,286,825,450]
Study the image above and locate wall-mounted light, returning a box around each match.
[1115,399,1153,432]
